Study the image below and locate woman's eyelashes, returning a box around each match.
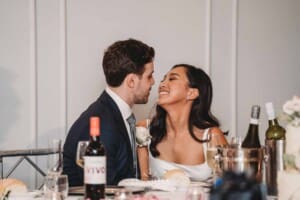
[160,75,166,83]
[160,76,177,83]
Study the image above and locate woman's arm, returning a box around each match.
[136,119,151,180]
[137,146,150,180]
[209,127,228,146]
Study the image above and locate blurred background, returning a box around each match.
[0,0,299,188]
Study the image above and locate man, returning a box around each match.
[63,38,155,186]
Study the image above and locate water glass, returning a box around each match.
[185,184,205,200]
[206,133,223,177]
[229,136,242,148]
[47,139,63,175]
[114,188,132,200]
[44,174,69,200]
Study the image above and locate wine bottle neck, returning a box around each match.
[242,123,260,148]
[90,135,100,142]
[268,118,279,126]
[249,123,259,131]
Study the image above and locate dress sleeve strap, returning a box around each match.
[203,128,210,160]
[203,128,210,140]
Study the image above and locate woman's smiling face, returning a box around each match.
[157,66,193,106]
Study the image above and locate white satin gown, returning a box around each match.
[148,128,212,181]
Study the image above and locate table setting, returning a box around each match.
[3,96,300,200]
[0,137,272,200]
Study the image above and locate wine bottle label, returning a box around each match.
[84,156,106,184]
[250,118,259,124]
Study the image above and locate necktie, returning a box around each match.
[127,114,138,177]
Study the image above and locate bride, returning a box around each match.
[137,64,228,181]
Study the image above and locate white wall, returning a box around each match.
[1,0,299,188]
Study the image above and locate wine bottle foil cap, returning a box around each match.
[90,117,100,136]
[265,102,275,119]
[251,105,260,119]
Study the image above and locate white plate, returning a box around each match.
[8,190,43,199]
[68,185,145,195]
[118,178,180,192]
[145,191,186,200]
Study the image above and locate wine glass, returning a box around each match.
[76,141,89,168]
[44,174,69,200]
[47,139,63,175]
[206,133,223,178]
[185,184,204,200]
[229,136,242,148]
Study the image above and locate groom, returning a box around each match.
[63,38,155,186]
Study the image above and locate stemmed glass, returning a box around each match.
[206,133,223,178]
[44,139,68,199]
[76,141,89,168]
[47,139,63,175]
[229,136,242,148]
[185,184,204,200]
[44,174,69,200]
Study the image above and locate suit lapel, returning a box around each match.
[100,91,132,150]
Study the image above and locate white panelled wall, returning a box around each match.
[0,0,299,188]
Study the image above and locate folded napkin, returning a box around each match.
[118,178,187,192]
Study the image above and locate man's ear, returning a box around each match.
[187,88,199,100]
[125,73,137,89]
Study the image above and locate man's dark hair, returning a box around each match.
[102,38,155,87]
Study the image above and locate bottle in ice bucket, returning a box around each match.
[84,117,106,200]
[242,105,261,148]
[265,102,286,196]
[240,105,263,182]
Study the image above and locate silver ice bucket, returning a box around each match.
[219,147,264,182]
[265,139,285,196]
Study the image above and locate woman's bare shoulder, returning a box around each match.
[209,127,228,145]
[209,127,223,135]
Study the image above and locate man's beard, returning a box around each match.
[134,95,149,104]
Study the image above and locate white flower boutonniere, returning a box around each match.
[136,119,151,147]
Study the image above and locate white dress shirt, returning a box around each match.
[105,87,133,144]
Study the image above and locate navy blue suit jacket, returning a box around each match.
[63,91,137,186]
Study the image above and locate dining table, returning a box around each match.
[6,179,278,200]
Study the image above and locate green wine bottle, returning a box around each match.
[265,102,286,196]
[265,102,286,140]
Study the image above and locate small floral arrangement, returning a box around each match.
[284,153,300,172]
[281,95,300,126]
[282,95,300,172]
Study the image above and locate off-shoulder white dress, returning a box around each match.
[149,128,212,181]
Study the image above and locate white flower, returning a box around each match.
[136,126,151,147]
[283,96,300,115]
[282,95,300,126]
[283,100,295,115]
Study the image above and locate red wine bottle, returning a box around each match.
[242,105,261,148]
[84,117,106,200]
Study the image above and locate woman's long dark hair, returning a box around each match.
[150,64,220,157]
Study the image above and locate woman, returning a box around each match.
[137,64,227,181]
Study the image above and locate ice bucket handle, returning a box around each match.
[262,145,269,163]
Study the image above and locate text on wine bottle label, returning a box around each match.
[84,156,106,184]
